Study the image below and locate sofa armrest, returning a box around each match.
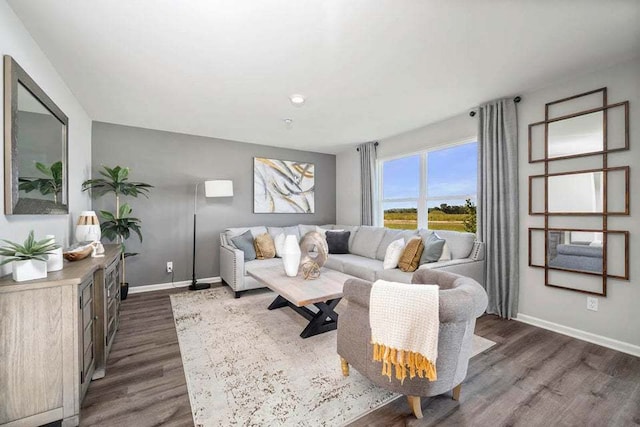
[220,243,244,291]
[343,278,374,308]
[431,259,485,287]
[470,241,485,261]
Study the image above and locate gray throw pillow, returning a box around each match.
[231,230,257,261]
[326,231,350,254]
[420,233,446,264]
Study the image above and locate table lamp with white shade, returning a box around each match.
[190,180,233,290]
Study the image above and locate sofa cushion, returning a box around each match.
[334,254,384,282]
[417,258,474,270]
[298,224,317,239]
[420,233,446,264]
[398,237,424,272]
[324,254,345,272]
[432,230,476,259]
[334,225,360,250]
[231,230,257,261]
[375,229,418,260]
[326,231,350,254]
[376,268,414,283]
[350,226,386,259]
[225,226,268,248]
[244,258,283,276]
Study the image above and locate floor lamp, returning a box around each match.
[190,179,233,291]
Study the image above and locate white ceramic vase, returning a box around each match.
[13,259,47,282]
[45,235,64,272]
[281,235,301,277]
[76,211,101,243]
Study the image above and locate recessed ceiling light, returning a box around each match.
[289,94,305,106]
[283,118,293,129]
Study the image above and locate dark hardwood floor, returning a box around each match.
[80,288,193,427]
[81,288,640,427]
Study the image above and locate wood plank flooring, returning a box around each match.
[80,288,193,427]
[80,288,640,427]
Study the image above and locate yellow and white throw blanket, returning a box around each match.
[370,280,439,383]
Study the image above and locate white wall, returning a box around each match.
[0,0,92,275]
[335,113,476,224]
[335,57,640,351]
[518,58,640,349]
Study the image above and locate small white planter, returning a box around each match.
[12,259,48,282]
[281,235,301,277]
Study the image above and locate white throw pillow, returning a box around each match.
[438,241,452,261]
[274,233,286,258]
[383,238,406,270]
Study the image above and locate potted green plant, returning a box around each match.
[18,161,64,203]
[82,166,152,299]
[0,230,60,282]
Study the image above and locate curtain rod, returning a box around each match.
[469,96,521,117]
[356,141,379,152]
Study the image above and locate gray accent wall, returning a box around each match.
[91,122,336,287]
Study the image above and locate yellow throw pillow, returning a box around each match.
[398,237,424,272]
[254,233,276,260]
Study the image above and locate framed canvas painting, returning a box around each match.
[254,157,315,213]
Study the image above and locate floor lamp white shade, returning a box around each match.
[192,179,234,290]
[205,180,234,198]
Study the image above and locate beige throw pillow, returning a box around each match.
[398,237,424,272]
[254,233,276,260]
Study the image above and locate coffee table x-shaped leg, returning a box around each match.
[268,294,341,338]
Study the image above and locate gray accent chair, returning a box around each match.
[337,269,488,419]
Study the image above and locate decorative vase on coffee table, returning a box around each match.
[281,235,301,277]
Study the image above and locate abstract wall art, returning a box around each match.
[254,157,315,213]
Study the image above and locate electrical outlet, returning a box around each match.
[166,261,173,273]
[587,296,598,312]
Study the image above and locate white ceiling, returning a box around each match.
[8,0,640,154]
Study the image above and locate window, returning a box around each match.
[379,141,477,232]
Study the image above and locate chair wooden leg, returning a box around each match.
[407,395,423,419]
[340,357,349,376]
[452,383,462,401]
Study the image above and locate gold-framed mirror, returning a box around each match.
[4,55,69,215]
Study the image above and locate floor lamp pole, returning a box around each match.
[190,182,210,291]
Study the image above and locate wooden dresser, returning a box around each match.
[0,245,121,427]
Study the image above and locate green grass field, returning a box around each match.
[384,211,468,232]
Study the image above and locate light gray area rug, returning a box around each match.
[170,287,495,427]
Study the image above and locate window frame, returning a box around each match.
[377,137,478,230]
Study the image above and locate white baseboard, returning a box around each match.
[128,276,222,294]
[515,313,640,358]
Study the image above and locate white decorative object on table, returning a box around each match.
[281,235,301,277]
[45,235,64,272]
[75,211,101,243]
[13,259,47,282]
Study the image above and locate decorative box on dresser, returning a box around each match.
[0,245,121,427]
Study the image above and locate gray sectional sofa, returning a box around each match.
[219,224,486,298]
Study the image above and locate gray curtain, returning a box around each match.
[358,141,377,226]
[477,99,519,319]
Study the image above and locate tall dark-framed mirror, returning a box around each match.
[4,55,69,214]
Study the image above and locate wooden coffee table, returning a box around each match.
[247,265,357,338]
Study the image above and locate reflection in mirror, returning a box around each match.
[547,230,603,274]
[548,171,603,213]
[15,84,66,213]
[548,111,603,158]
[4,55,68,215]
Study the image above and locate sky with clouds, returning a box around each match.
[382,141,477,209]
